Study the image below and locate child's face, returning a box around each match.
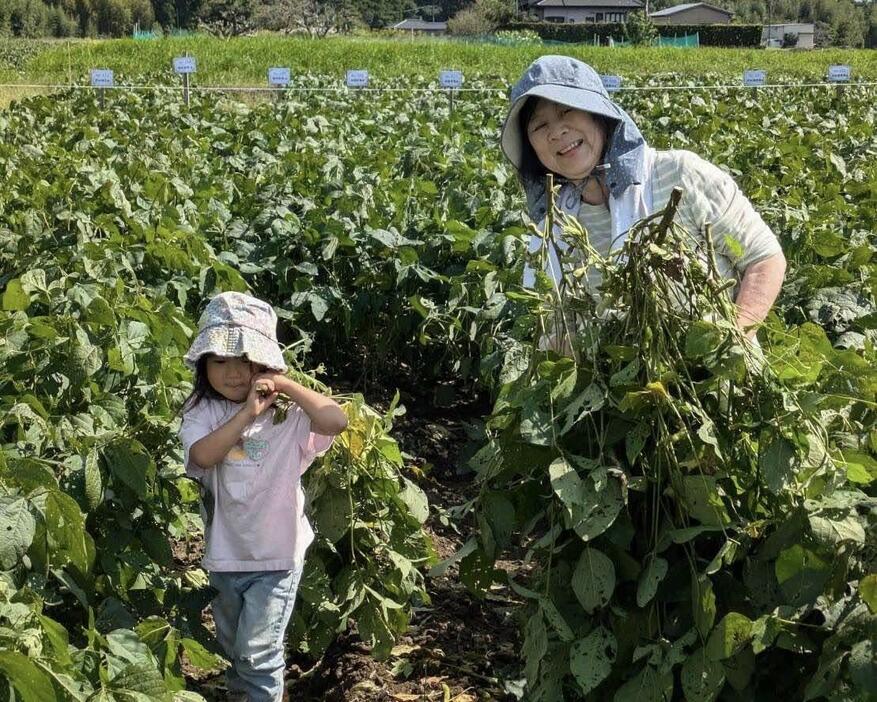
[205,356,267,403]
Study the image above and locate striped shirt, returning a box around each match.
[576,149,782,293]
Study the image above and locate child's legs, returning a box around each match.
[210,568,302,702]
[209,572,249,695]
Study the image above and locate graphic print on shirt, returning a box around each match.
[220,435,272,501]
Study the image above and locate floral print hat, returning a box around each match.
[184,292,287,372]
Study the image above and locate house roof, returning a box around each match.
[392,19,448,30]
[649,2,732,17]
[536,0,644,8]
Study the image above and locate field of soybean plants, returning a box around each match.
[0,55,875,702]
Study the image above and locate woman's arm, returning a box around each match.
[735,251,787,336]
[263,375,348,436]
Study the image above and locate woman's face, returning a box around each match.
[526,99,607,181]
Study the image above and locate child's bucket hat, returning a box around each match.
[184,292,287,372]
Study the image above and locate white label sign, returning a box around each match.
[268,67,291,86]
[90,69,114,88]
[601,75,622,92]
[173,56,197,74]
[827,65,850,82]
[346,70,369,88]
[439,70,463,89]
[743,70,766,87]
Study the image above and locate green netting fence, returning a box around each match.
[608,32,700,47]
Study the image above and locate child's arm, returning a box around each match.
[188,383,279,468]
[255,374,348,436]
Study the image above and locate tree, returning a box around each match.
[624,9,657,44]
[198,0,253,34]
[252,0,358,35]
[447,0,513,33]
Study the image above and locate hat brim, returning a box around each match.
[184,325,287,372]
[501,85,622,169]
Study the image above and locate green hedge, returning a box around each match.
[501,22,763,47]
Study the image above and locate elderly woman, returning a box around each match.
[501,56,786,335]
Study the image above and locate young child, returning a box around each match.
[179,291,348,702]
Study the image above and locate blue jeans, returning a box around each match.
[209,568,303,702]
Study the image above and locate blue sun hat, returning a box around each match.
[184,292,287,372]
[501,55,651,221]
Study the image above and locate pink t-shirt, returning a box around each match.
[179,398,334,572]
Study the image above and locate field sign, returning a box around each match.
[173,56,197,74]
[90,69,114,88]
[439,70,463,90]
[346,70,369,88]
[743,70,766,87]
[827,65,850,82]
[268,67,291,87]
[601,75,622,93]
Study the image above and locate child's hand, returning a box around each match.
[245,374,279,418]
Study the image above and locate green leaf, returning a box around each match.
[522,611,547,683]
[636,556,668,608]
[312,487,351,543]
[723,235,744,260]
[37,614,72,665]
[102,439,154,500]
[559,382,605,435]
[180,638,223,671]
[109,662,167,697]
[680,647,725,702]
[570,626,617,695]
[107,629,153,666]
[848,639,877,696]
[44,490,90,573]
[481,492,515,551]
[841,451,877,485]
[760,433,797,494]
[679,476,729,526]
[520,404,552,446]
[572,547,615,614]
[548,457,583,512]
[84,449,103,510]
[693,575,717,638]
[684,320,724,359]
[705,613,753,661]
[722,646,755,691]
[860,573,877,614]
[613,664,674,702]
[625,422,650,465]
[398,478,429,524]
[2,278,30,311]
[538,596,574,642]
[808,512,865,546]
[775,544,828,584]
[0,496,36,569]
[572,470,625,542]
[610,358,641,387]
[0,651,57,702]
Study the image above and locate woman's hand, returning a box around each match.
[245,374,279,418]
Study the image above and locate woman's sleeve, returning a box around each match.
[678,152,783,275]
[179,402,215,479]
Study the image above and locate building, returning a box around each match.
[533,0,644,24]
[391,19,448,34]
[762,23,815,49]
[649,2,733,25]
